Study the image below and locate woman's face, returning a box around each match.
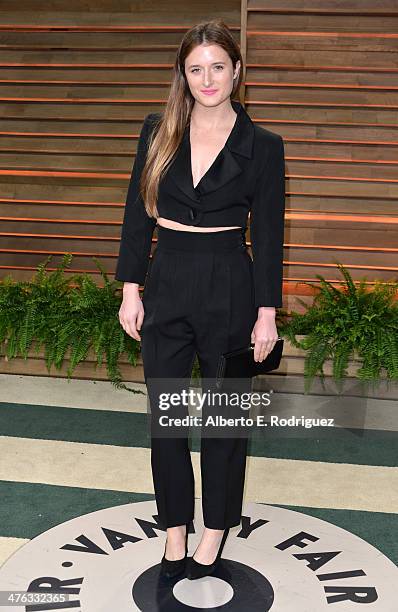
[184,43,240,107]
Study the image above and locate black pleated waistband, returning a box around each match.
[156,225,247,253]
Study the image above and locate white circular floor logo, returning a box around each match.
[0,500,396,611]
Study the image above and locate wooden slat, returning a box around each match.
[244,0,398,303]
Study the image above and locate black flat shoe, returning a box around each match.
[160,522,190,578]
[186,528,230,580]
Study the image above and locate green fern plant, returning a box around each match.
[2,257,396,396]
[0,254,142,393]
[279,261,398,393]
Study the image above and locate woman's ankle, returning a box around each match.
[167,524,187,535]
[201,527,224,538]
[164,525,187,560]
[165,525,187,547]
[192,531,224,563]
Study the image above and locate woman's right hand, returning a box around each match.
[118,284,145,341]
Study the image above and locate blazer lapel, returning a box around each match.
[197,145,243,196]
[166,99,255,203]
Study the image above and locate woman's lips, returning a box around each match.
[201,90,218,95]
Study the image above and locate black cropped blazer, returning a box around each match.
[114,98,286,308]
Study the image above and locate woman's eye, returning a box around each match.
[190,65,223,73]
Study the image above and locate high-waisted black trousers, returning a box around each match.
[140,225,257,530]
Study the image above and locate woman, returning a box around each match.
[115,20,285,580]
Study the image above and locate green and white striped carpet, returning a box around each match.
[0,373,397,567]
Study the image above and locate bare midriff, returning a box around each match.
[157,217,242,232]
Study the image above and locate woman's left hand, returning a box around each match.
[251,308,278,362]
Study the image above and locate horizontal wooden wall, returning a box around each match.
[0,0,397,313]
[243,0,398,307]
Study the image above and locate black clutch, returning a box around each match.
[216,338,284,390]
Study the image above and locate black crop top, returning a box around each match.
[114,99,286,307]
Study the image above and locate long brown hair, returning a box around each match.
[140,19,243,218]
